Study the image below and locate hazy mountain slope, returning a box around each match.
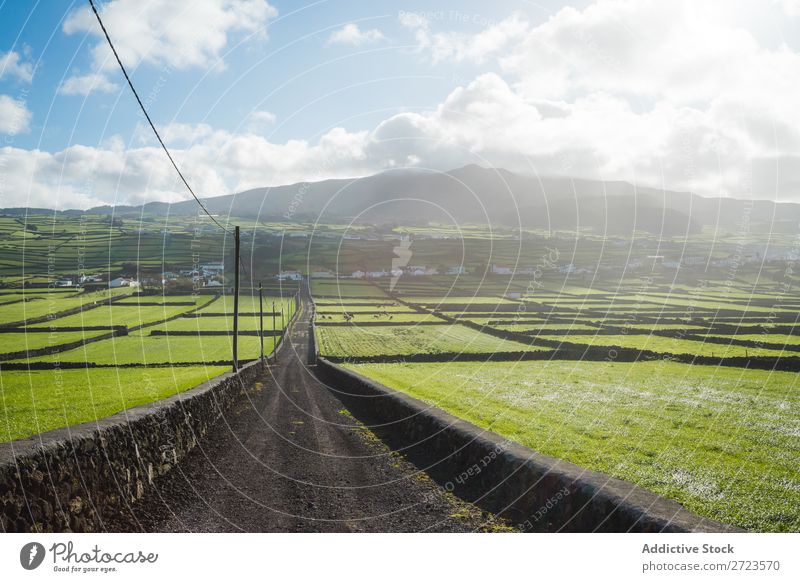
[6,165,799,235]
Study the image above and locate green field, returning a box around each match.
[345,360,800,532]
[0,367,227,442]
[20,332,280,365]
[0,288,131,325]
[316,324,542,357]
[536,334,790,358]
[0,331,109,355]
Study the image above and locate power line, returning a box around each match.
[88,0,230,235]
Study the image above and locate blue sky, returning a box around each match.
[3,0,577,151]
[2,0,800,209]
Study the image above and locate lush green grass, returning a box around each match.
[22,331,279,365]
[346,360,800,531]
[537,334,789,357]
[409,296,519,305]
[705,334,800,346]
[0,366,227,442]
[113,295,208,305]
[0,289,131,325]
[315,312,441,323]
[316,304,415,314]
[29,303,206,329]
[311,280,389,298]
[0,331,108,354]
[196,295,295,314]
[155,315,285,332]
[316,324,543,357]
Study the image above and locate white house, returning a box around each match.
[367,270,388,279]
[201,262,225,275]
[491,264,513,275]
[350,270,366,279]
[447,266,467,275]
[109,277,139,288]
[277,270,303,281]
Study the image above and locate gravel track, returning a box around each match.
[107,292,503,532]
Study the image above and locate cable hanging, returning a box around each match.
[88,0,230,235]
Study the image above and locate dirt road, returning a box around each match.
[108,292,500,532]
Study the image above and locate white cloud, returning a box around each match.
[403,12,529,64]
[0,95,31,135]
[62,0,278,94]
[59,73,120,96]
[0,50,34,83]
[248,110,277,131]
[327,23,385,46]
[2,67,798,208]
[776,0,800,16]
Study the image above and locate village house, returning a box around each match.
[277,270,303,281]
[109,277,140,288]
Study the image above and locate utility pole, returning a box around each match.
[259,282,264,365]
[232,225,240,372]
[272,301,277,363]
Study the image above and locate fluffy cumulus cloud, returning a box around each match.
[401,12,529,64]
[61,0,278,94]
[58,73,120,96]
[400,0,800,200]
[0,95,31,135]
[248,110,277,131]
[0,50,34,83]
[327,23,385,46]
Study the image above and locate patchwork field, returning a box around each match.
[316,324,540,358]
[344,360,799,532]
[311,275,800,531]
[0,286,297,442]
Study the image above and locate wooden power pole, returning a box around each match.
[259,282,264,365]
[232,225,240,372]
[272,301,277,363]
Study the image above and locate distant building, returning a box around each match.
[109,277,139,288]
[491,264,513,275]
[201,262,225,275]
[311,270,335,278]
[350,270,366,279]
[277,271,303,281]
[447,266,467,275]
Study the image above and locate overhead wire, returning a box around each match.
[88,0,251,277]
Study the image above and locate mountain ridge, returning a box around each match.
[3,165,797,235]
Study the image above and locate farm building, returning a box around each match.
[277,270,303,281]
[109,277,140,288]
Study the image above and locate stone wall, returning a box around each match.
[316,358,742,533]
[0,360,264,533]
